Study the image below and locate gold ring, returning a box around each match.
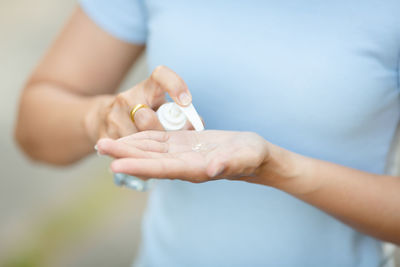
[130,104,149,123]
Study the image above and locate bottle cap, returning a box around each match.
[157,102,204,131]
[157,102,187,130]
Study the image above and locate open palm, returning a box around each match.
[97,130,269,182]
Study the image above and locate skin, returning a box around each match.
[96,131,400,245]
[14,7,192,165]
[15,5,400,249]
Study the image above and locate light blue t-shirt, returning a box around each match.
[80,1,400,266]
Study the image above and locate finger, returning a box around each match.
[134,107,164,131]
[119,112,137,137]
[111,158,206,181]
[97,138,160,159]
[109,110,137,138]
[118,139,169,153]
[146,65,192,107]
[120,86,166,111]
[104,116,136,140]
[104,122,120,140]
[118,131,169,143]
[102,97,137,139]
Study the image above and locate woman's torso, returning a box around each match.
[136,1,400,266]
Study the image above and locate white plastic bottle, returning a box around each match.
[113,102,204,191]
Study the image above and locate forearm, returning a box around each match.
[15,82,111,165]
[256,145,400,244]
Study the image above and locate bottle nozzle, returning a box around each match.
[177,103,204,131]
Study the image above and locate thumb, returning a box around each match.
[207,158,226,178]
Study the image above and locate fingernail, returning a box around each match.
[94,144,98,151]
[210,165,224,178]
[178,92,191,106]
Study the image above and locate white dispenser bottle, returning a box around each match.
[113,102,203,191]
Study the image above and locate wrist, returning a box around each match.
[254,142,317,195]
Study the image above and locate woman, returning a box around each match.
[15,0,400,266]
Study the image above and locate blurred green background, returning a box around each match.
[1,0,399,266]
[0,0,149,266]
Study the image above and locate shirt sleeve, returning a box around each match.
[79,0,148,44]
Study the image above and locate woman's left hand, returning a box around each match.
[96,130,291,183]
[97,130,400,245]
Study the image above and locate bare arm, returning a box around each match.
[14,7,143,164]
[14,7,192,165]
[259,152,400,245]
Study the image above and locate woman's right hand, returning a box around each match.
[85,65,193,144]
[16,9,194,165]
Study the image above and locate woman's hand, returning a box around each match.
[96,130,294,184]
[85,66,193,144]
[98,131,400,245]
